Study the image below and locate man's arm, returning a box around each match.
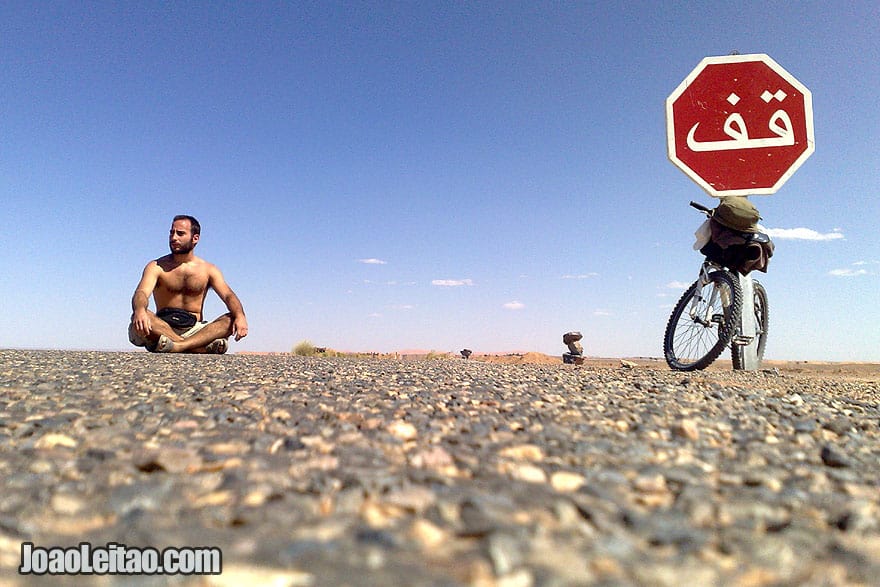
[131,262,160,336]
[209,265,249,341]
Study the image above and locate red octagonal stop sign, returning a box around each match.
[666,54,814,197]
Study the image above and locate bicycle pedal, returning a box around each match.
[732,335,754,346]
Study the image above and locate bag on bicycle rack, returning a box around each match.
[700,218,774,275]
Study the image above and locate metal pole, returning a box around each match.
[735,273,760,370]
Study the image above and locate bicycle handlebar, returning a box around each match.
[689,201,712,214]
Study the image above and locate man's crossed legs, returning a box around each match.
[129,311,233,354]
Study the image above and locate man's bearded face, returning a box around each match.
[169,220,197,254]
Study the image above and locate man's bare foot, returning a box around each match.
[155,335,177,353]
[204,339,228,355]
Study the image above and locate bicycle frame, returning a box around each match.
[690,259,760,370]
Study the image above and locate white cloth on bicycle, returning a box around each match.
[693,219,711,250]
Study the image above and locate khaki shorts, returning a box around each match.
[128,320,209,351]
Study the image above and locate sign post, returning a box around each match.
[666,54,814,370]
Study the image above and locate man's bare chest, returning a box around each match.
[157,267,209,296]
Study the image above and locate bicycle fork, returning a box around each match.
[688,263,724,327]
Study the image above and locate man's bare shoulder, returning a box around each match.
[152,255,175,271]
[185,255,216,270]
[202,259,224,277]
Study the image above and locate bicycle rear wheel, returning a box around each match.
[664,269,742,371]
[732,279,769,369]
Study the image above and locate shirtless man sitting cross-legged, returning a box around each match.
[128,215,248,354]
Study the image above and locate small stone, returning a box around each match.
[171,419,199,431]
[499,444,544,462]
[388,420,418,441]
[360,500,405,528]
[384,486,436,513]
[672,418,700,441]
[156,447,203,474]
[633,473,667,493]
[207,440,251,455]
[242,488,273,507]
[409,518,448,550]
[550,471,586,493]
[820,445,851,468]
[50,493,86,515]
[486,532,523,575]
[496,569,534,587]
[562,332,582,345]
[271,408,293,420]
[409,446,454,469]
[836,500,879,532]
[502,463,547,484]
[194,490,235,507]
[35,433,78,449]
[28,459,55,474]
[591,556,625,579]
[823,417,852,436]
[794,419,817,433]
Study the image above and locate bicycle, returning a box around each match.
[663,201,770,371]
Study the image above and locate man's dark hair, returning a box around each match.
[173,215,201,236]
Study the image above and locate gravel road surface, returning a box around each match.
[1,350,878,586]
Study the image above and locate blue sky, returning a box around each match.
[1,2,878,361]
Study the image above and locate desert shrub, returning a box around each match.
[292,340,317,356]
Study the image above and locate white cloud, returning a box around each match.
[764,228,844,241]
[391,304,414,310]
[666,281,691,290]
[594,309,612,316]
[561,273,599,279]
[432,279,474,287]
[359,258,388,265]
[368,312,383,318]
[503,301,525,310]
[829,268,868,277]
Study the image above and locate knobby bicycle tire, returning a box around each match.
[664,269,742,371]
[731,279,769,370]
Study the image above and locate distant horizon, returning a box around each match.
[3,346,878,366]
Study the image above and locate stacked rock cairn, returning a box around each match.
[562,331,584,364]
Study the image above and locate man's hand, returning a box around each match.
[232,315,248,341]
[132,308,152,337]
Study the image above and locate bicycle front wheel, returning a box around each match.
[732,279,769,369]
[664,269,742,371]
